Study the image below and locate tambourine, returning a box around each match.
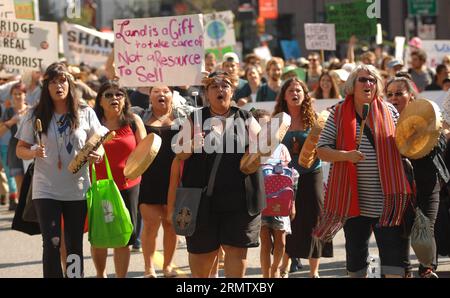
[68,127,115,174]
[124,133,162,180]
[298,110,330,168]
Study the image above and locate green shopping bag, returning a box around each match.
[86,153,133,248]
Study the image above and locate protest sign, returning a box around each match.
[61,22,114,68]
[203,11,235,50]
[395,36,406,61]
[0,0,15,18]
[14,0,39,20]
[280,40,301,60]
[242,98,341,114]
[259,0,278,20]
[114,14,204,87]
[304,23,336,51]
[254,46,272,62]
[421,40,450,69]
[0,18,58,73]
[326,0,377,42]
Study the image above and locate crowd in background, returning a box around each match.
[1,34,450,278]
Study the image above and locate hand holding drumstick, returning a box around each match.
[34,119,46,158]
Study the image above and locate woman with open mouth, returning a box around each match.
[315,64,414,278]
[15,62,104,278]
[169,71,263,278]
[273,78,333,278]
[138,85,193,278]
[385,76,449,278]
[90,80,147,278]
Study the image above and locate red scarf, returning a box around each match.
[313,96,413,242]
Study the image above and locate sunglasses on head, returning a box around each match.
[358,77,377,84]
[104,92,125,99]
[386,91,407,98]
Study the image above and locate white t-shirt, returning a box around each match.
[16,106,103,201]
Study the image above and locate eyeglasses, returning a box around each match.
[386,91,407,98]
[357,77,377,84]
[103,92,125,99]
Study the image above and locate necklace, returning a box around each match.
[153,108,172,122]
[210,107,230,117]
[53,115,64,170]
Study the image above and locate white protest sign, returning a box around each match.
[304,23,336,51]
[394,36,406,61]
[0,18,58,73]
[376,23,383,45]
[114,14,204,87]
[242,98,341,114]
[421,40,450,69]
[0,0,15,19]
[61,22,114,68]
[254,46,272,62]
[203,11,236,50]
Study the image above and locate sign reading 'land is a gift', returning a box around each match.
[114,14,205,87]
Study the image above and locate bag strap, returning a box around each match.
[91,152,112,184]
[206,153,222,197]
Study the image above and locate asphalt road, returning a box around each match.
[1,204,449,278]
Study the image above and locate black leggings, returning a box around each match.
[415,173,440,272]
[33,199,87,278]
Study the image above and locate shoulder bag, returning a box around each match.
[173,153,222,236]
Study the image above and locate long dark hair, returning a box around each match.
[273,78,315,129]
[33,62,80,134]
[314,71,341,99]
[94,80,134,127]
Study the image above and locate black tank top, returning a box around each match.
[138,125,179,205]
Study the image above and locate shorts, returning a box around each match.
[186,209,261,254]
[261,215,291,234]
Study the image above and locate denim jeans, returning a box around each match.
[34,199,87,278]
[0,145,16,193]
[344,216,410,277]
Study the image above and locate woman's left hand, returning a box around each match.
[87,150,103,164]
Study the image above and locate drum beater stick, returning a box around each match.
[357,104,370,150]
[36,119,42,147]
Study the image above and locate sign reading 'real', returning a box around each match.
[114,14,205,87]
[0,18,58,73]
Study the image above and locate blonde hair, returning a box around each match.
[265,57,284,73]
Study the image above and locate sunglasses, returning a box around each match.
[104,92,125,99]
[386,91,407,98]
[357,77,377,84]
[308,58,318,61]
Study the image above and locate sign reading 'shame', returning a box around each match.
[113,14,205,87]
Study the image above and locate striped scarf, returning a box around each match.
[313,95,413,242]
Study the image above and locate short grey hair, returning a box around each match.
[344,64,384,97]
